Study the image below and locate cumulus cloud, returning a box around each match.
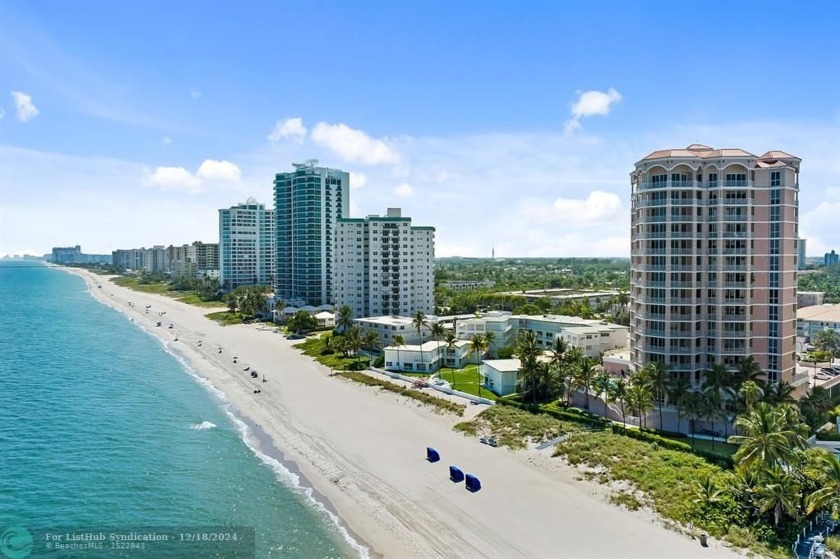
[147,159,241,193]
[393,183,413,198]
[196,159,242,182]
[349,171,367,189]
[268,117,307,143]
[564,88,622,133]
[553,190,624,223]
[149,166,201,192]
[311,122,400,165]
[10,91,39,122]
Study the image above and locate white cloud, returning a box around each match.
[190,88,202,99]
[196,159,241,182]
[552,190,624,223]
[565,88,622,133]
[162,136,172,145]
[149,166,201,192]
[311,122,400,165]
[349,171,367,189]
[268,117,307,143]
[393,183,413,198]
[10,91,39,122]
[0,108,4,119]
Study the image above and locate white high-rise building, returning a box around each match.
[219,198,275,289]
[334,208,435,318]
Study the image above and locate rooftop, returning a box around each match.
[639,144,800,164]
[797,304,840,323]
[482,359,522,371]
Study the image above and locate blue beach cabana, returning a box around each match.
[449,466,464,482]
[465,473,481,492]
[426,447,440,463]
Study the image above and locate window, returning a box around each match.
[771,171,781,187]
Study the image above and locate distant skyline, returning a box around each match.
[1,1,838,258]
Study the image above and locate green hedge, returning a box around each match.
[497,398,609,428]
[611,425,733,468]
[816,430,840,441]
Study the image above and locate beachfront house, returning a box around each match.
[480,359,521,396]
[383,339,473,373]
[314,311,335,328]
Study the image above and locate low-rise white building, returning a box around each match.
[383,339,475,373]
[480,359,521,396]
[797,304,840,341]
[456,311,628,358]
[314,311,335,328]
[353,315,442,347]
[798,291,826,309]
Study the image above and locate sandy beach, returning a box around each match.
[65,268,742,559]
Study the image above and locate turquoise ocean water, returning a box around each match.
[0,263,360,559]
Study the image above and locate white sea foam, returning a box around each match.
[82,283,370,559]
[191,421,217,430]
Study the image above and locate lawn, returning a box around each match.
[111,277,224,308]
[663,434,738,458]
[294,334,371,371]
[406,364,499,401]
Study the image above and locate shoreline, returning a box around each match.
[63,268,372,557]
[61,266,743,559]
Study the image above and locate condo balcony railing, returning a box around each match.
[669,232,695,238]
[647,215,668,223]
[724,180,749,187]
[722,231,749,238]
[670,199,699,206]
[669,249,695,255]
[636,328,666,337]
[669,281,695,288]
[638,296,666,304]
[637,199,668,207]
[668,330,695,338]
[637,231,667,239]
[668,347,698,354]
[669,265,695,271]
[670,215,696,222]
[722,249,748,255]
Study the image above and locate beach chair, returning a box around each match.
[449,466,464,483]
[465,474,481,492]
[426,447,440,463]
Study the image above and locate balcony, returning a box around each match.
[670,215,696,222]
[669,297,696,304]
[669,265,695,271]
[669,249,694,255]
[723,265,747,271]
[720,214,748,222]
[669,281,695,288]
[668,347,698,355]
[722,231,748,238]
[636,327,665,337]
[647,215,667,223]
[638,296,666,304]
[668,330,695,338]
[724,180,749,187]
[722,249,747,255]
[722,314,748,322]
[722,198,749,205]
[669,232,695,238]
[638,199,668,207]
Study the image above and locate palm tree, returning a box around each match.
[392,334,405,372]
[516,331,541,403]
[564,346,583,405]
[735,356,766,390]
[548,337,568,400]
[336,305,354,334]
[626,378,654,428]
[739,380,764,411]
[444,330,458,387]
[484,330,497,358]
[592,370,612,419]
[345,326,363,366]
[412,310,429,372]
[728,402,807,471]
[703,362,735,438]
[692,474,722,507]
[763,381,796,405]
[667,375,692,434]
[608,377,628,429]
[683,390,705,447]
[645,361,669,431]
[574,357,598,411]
[806,453,840,517]
[469,333,488,399]
[755,465,801,527]
[364,329,380,354]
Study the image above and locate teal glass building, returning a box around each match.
[273,161,349,305]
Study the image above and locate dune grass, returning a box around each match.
[454,404,576,449]
[111,276,223,308]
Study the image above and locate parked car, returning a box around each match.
[816,372,832,381]
[479,436,498,447]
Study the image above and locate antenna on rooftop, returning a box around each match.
[305,159,319,167]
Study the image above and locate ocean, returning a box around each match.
[0,263,360,559]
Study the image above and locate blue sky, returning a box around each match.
[1,0,838,258]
